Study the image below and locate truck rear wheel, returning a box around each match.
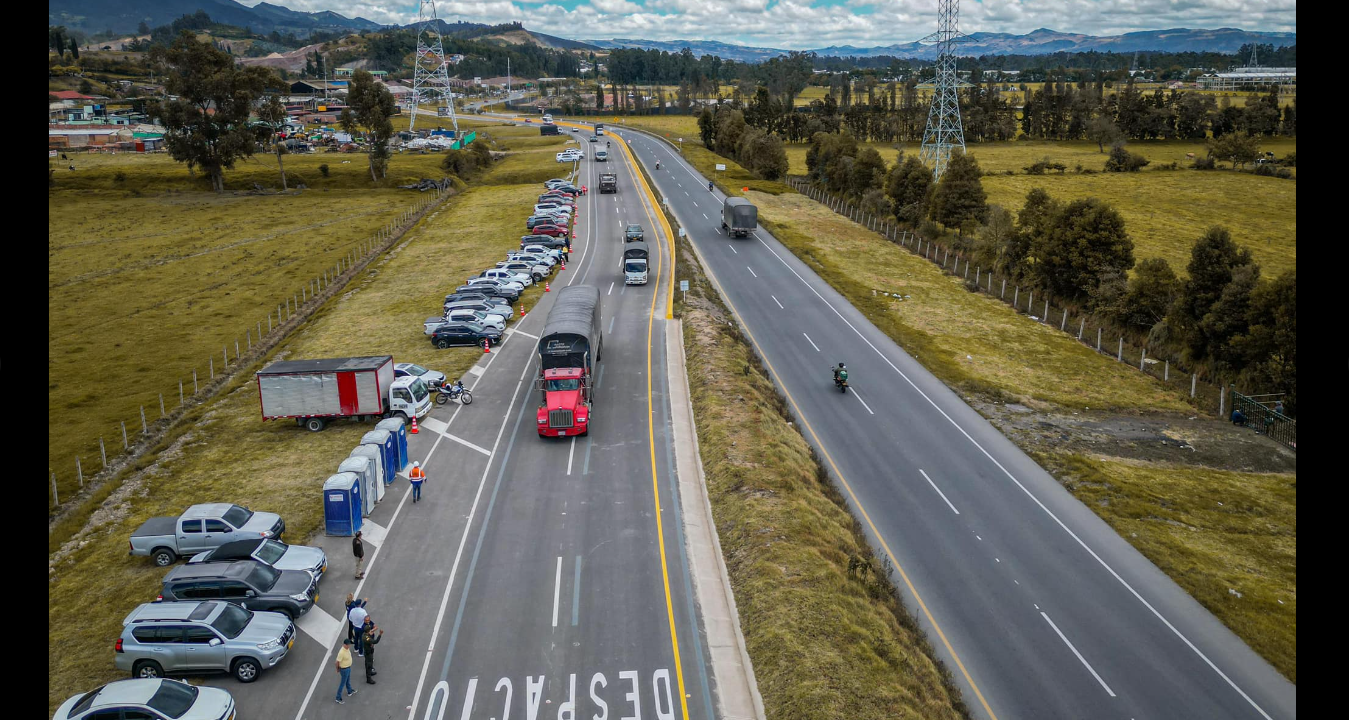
[152,548,177,567]
[304,418,327,432]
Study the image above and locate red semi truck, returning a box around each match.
[536,285,603,437]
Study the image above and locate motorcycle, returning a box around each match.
[833,370,849,393]
[708,180,714,192]
[433,381,474,406]
[656,161,660,170]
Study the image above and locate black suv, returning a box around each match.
[625,224,645,242]
[430,321,503,349]
[453,283,519,302]
[520,235,568,249]
[159,560,317,620]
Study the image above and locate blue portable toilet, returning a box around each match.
[349,445,386,498]
[338,456,376,516]
[322,473,362,536]
[375,417,409,471]
[361,429,397,486]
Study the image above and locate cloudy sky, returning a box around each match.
[242,1,1297,50]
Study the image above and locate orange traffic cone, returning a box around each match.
[520,304,527,318]
[409,415,419,434]
[560,260,566,271]
[483,337,491,354]
[545,282,551,292]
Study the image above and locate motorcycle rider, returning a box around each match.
[833,362,848,385]
[708,180,714,191]
[656,160,660,170]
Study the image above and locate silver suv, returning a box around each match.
[117,600,295,683]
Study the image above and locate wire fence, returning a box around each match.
[784,176,1296,449]
[50,187,453,512]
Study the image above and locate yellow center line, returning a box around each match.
[614,129,693,720]
[670,185,1002,720]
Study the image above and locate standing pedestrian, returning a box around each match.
[334,639,358,704]
[409,461,425,503]
[1274,400,1285,416]
[344,593,368,647]
[347,602,369,656]
[352,530,365,580]
[362,621,383,684]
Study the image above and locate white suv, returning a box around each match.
[446,307,506,330]
[479,267,533,287]
[556,150,583,163]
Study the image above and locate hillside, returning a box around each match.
[50,0,382,36]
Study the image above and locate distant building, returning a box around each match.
[448,54,465,65]
[1197,67,1296,91]
[289,80,349,95]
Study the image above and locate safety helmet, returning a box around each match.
[411,461,420,468]
[838,362,846,368]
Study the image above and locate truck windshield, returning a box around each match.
[625,262,646,273]
[410,379,429,402]
[210,602,254,639]
[546,378,581,391]
[222,505,253,528]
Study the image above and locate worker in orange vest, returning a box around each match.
[409,461,426,503]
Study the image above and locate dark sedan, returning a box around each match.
[430,321,502,349]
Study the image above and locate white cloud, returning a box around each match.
[237,1,1296,51]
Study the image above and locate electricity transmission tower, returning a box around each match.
[917,0,972,180]
[409,0,458,132]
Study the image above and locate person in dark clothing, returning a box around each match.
[1231,409,1247,427]
[352,531,366,579]
[362,621,383,684]
[344,593,368,647]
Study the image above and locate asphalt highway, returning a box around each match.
[608,124,1296,720]
[199,123,718,720]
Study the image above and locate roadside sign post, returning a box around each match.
[715,163,726,185]
[678,137,683,154]
[680,279,689,306]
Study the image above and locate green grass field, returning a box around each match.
[981,169,1297,280]
[48,135,566,714]
[677,234,968,720]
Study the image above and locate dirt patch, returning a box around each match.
[971,399,1296,473]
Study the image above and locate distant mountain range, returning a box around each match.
[588,27,1296,63]
[49,0,382,35]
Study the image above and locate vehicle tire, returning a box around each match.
[579,427,589,437]
[840,384,847,394]
[435,392,450,406]
[151,548,177,567]
[436,338,451,349]
[232,657,262,683]
[479,339,489,349]
[133,660,163,679]
[304,418,327,432]
[459,391,473,405]
[533,273,544,282]
[395,413,408,424]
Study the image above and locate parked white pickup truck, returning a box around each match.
[129,504,285,567]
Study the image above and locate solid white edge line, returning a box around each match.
[552,556,564,627]
[802,332,820,352]
[747,224,1275,719]
[919,468,960,515]
[1042,612,1116,697]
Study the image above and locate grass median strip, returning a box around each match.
[47,140,563,715]
[676,233,968,720]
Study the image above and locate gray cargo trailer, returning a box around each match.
[721,197,758,238]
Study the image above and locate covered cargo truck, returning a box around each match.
[622,242,649,285]
[599,172,617,194]
[721,197,758,238]
[257,356,431,432]
[536,285,603,437]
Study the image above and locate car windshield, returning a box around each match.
[210,601,253,638]
[69,685,108,715]
[256,540,287,564]
[222,505,252,528]
[146,679,200,718]
[410,379,430,401]
[546,378,581,391]
[405,364,428,376]
[245,562,282,591]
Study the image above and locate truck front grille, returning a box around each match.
[548,409,574,429]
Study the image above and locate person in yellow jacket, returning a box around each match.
[334,638,358,704]
[409,461,426,503]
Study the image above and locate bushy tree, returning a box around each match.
[1028,197,1134,299]
[1235,269,1295,410]
[929,152,987,233]
[1086,115,1121,153]
[1103,143,1149,172]
[1173,226,1253,359]
[345,70,397,181]
[848,147,886,198]
[697,107,714,147]
[885,153,932,226]
[1201,263,1261,371]
[1207,131,1260,169]
[971,205,1018,275]
[149,32,276,192]
[1105,257,1179,329]
[256,94,289,190]
[741,130,788,180]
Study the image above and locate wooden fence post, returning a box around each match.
[100,438,107,469]
[77,456,83,487]
[1078,317,1085,340]
[1191,373,1197,397]
[1140,349,1147,371]
[1097,327,1102,351]
[1118,337,1123,362]
[141,406,148,433]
